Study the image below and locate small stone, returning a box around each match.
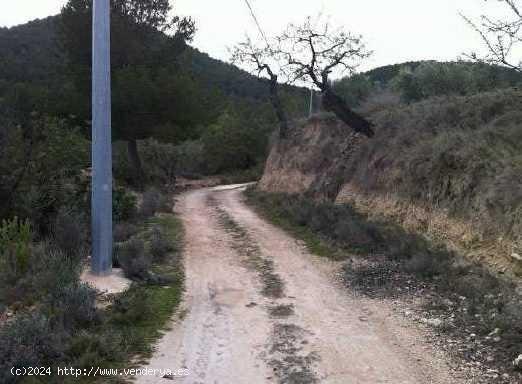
[512,253,522,262]
[421,318,443,327]
[514,354,522,371]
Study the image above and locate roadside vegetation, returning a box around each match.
[0,187,184,384]
[0,0,297,379]
[245,188,522,379]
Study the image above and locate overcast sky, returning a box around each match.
[0,0,510,71]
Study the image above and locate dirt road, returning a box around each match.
[137,185,465,384]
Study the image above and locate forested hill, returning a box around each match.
[0,17,65,85]
[0,15,304,103]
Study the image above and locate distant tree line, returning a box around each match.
[332,61,522,107]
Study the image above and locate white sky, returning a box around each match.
[0,0,512,71]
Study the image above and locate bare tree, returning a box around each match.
[462,0,522,71]
[275,16,375,137]
[231,37,289,138]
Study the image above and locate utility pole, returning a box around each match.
[91,0,112,275]
[309,88,314,117]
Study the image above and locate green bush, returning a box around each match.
[332,74,375,107]
[139,187,172,218]
[115,238,150,280]
[67,329,125,369]
[113,187,138,222]
[0,312,66,384]
[110,287,155,326]
[0,117,89,231]
[174,139,206,178]
[201,109,271,175]
[113,222,139,243]
[45,283,99,331]
[0,217,32,284]
[140,139,178,189]
[149,226,173,262]
[51,209,87,260]
[1,241,82,307]
[27,246,81,298]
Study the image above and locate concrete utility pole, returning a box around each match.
[91,0,113,275]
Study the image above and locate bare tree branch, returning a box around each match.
[274,16,375,137]
[230,37,290,138]
[462,0,522,71]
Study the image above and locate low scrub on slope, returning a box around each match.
[347,88,522,240]
[245,189,522,380]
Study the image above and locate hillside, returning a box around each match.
[0,15,307,105]
[258,89,522,279]
[362,61,522,87]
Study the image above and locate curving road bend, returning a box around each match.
[137,184,465,384]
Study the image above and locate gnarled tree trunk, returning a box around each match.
[322,87,375,138]
[268,76,289,139]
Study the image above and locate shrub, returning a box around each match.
[113,222,139,243]
[149,226,173,262]
[113,141,135,186]
[1,239,82,306]
[0,312,66,383]
[140,139,178,189]
[45,283,99,331]
[51,208,87,260]
[174,140,207,177]
[68,329,125,368]
[403,251,446,278]
[139,188,172,218]
[0,217,32,285]
[113,187,138,222]
[332,74,374,107]
[333,217,376,251]
[26,246,81,301]
[1,117,90,232]
[109,287,154,326]
[201,110,270,175]
[115,238,150,280]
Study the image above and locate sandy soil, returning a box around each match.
[80,268,131,295]
[137,185,468,384]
